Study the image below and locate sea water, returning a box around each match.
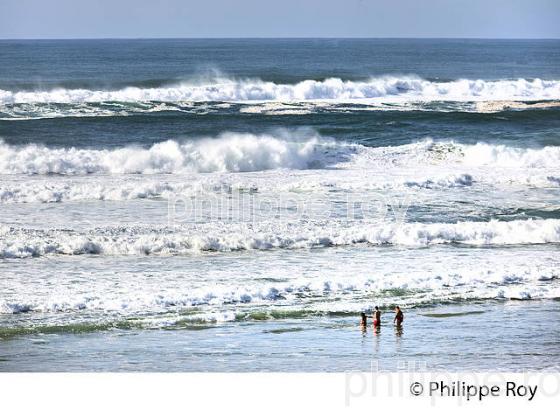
[0,39,559,371]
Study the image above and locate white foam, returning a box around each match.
[1,261,558,315]
[0,131,346,175]
[0,180,178,203]
[2,76,559,104]
[475,100,560,113]
[1,219,559,258]
[344,139,560,170]
[403,173,474,189]
[2,135,560,177]
[460,143,560,168]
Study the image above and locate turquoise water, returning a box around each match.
[1,39,559,371]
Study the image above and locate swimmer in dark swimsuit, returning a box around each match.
[393,306,404,326]
[360,312,373,328]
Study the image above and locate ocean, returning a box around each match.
[0,39,559,371]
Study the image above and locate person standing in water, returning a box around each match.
[393,306,404,326]
[360,312,373,328]
[373,306,381,327]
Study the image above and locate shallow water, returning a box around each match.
[2,301,559,372]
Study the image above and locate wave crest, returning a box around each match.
[0,132,345,175]
[2,76,559,104]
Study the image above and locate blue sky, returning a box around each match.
[1,0,559,39]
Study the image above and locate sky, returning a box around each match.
[1,0,559,39]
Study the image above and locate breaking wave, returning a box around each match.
[1,134,560,176]
[0,131,344,175]
[1,219,559,258]
[1,76,559,105]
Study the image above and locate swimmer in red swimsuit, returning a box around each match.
[373,306,381,327]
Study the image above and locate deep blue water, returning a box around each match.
[2,39,560,89]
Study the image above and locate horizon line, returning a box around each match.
[1,36,559,41]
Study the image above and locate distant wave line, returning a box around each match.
[1,76,560,104]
